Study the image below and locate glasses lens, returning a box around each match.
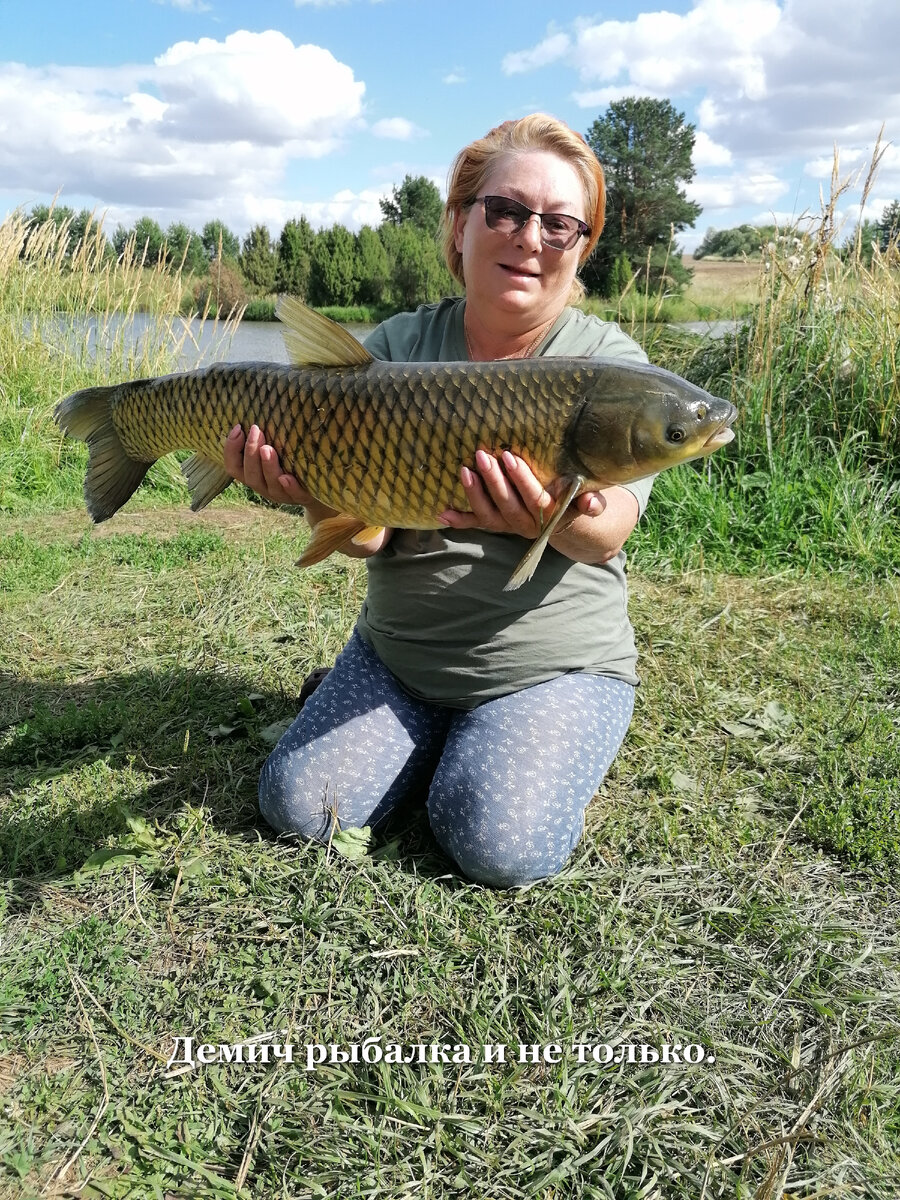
[482,196,528,234]
[482,196,585,250]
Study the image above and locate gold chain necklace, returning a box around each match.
[464,321,546,362]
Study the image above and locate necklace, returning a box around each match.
[464,320,547,362]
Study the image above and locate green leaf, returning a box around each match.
[79,847,142,874]
[260,718,293,746]
[330,826,372,861]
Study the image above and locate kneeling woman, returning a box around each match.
[225,113,653,887]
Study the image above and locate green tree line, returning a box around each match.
[22,178,456,318]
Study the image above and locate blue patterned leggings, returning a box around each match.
[259,631,634,887]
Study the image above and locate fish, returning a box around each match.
[55,297,737,590]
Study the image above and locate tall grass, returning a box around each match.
[633,148,900,574]
[0,209,227,513]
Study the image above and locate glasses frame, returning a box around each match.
[472,194,591,251]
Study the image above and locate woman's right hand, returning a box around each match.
[223,424,313,507]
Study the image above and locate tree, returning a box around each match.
[201,220,241,264]
[194,256,248,318]
[379,175,443,237]
[277,216,316,297]
[240,224,278,294]
[165,222,207,275]
[876,200,900,252]
[584,98,701,295]
[694,224,774,259]
[354,225,391,307]
[308,225,357,307]
[69,209,108,260]
[381,223,454,310]
[25,204,108,260]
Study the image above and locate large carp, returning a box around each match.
[55,298,737,590]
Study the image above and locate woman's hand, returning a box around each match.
[222,423,392,558]
[222,424,312,506]
[438,450,605,538]
[439,451,638,565]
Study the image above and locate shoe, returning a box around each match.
[297,666,331,709]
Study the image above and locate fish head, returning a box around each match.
[570,362,737,483]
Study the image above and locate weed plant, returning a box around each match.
[0,209,233,514]
[631,152,900,575]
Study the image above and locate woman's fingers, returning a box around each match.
[222,424,312,505]
[223,424,247,482]
[440,452,556,536]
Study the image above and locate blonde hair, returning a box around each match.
[442,113,605,305]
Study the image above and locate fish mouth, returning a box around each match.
[703,406,738,448]
[703,424,735,448]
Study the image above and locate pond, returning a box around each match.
[39,313,377,369]
[41,312,735,372]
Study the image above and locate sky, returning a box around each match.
[1,0,897,253]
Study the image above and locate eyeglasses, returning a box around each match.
[472,195,590,251]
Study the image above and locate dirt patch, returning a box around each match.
[0,502,304,544]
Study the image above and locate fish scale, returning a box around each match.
[55,297,736,590]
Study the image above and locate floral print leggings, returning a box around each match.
[259,631,634,888]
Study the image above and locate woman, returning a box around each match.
[224,114,653,887]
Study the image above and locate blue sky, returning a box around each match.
[1,0,897,252]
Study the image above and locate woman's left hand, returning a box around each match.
[438,450,606,537]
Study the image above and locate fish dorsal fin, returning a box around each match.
[276,296,374,367]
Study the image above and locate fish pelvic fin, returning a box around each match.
[182,453,234,511]
[276,296,374,368]
[504,474,585,592]
[296,514,369,568]
[54,385,151,523]
[351,525,386,546]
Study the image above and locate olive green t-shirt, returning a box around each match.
[356,298,653,709]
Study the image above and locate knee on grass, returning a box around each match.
[258,759,336,843]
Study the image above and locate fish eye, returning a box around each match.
[666,424,686,443]
[696,404,708,420]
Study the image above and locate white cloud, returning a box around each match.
[572,85,662,109]
[153,0,211,11]
[443,70,466,85]
[687,170,789,211]
[504,1,900,164]
[244,187,389,233]
[0,31,365,212]
[693,131,733,168]
[509,2,779,95]
[502,32,570,75]
[371,117,427,141]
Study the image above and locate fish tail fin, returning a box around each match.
[55,385,152,523]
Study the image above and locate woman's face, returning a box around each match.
[453,149,589,328]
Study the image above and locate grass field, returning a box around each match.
[2,504,899,1198]
[681,256,759,312]
[1,197,899,1197]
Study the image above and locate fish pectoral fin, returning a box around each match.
[504,474,585,592]
[296,514,369,567]
[350,525,385,546]
[182,453,234,511]
[276,296,374,368]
